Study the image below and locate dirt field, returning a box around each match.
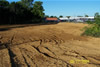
[0,23,100,67]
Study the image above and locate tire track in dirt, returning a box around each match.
[0,23,100,67]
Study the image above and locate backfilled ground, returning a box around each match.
[0,23,100,67]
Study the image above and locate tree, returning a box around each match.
[9,1,31,24]
[85,15,89,17]
[94,13,100,26]
[21,0,34,8]
[0,0,45,24]
[53,16,57,18]
[0,0,9,24]
[77,16,83,17]
[32,1,45,17]
[66,16,71,22]
[32,1,45,22]
[59,15,63,18]
[0,0,6,1]
[0,0,9,7]
[94,12,100,19]
[45,15,49,18]
[50,16,54,18]
[50,16,57,18]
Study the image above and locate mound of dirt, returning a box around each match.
[0,23,100,67]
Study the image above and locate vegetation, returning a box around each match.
[85,14,89,17]
[66,16,71,22]
[0,0,45,24]
[32,1,45,22]
[49,16,57,18]
[82,12,100,37]
[66,16,71,18]
[59,15,63,18]
[77,16,83,17]
[44,15,49,18]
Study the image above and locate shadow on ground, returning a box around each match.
[0,22,59,32]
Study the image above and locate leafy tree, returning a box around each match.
[77,16,83,17]
[32,1,44,17]
[94,13,100,26]
[59,15,63,18]
[50,16,57,18]
[0,0,9,24]
[53,16,57,18]
[21,0,34,8]
[50,16,54,18]
[94,12,100,20]
[66,16,71,22]
[85,15,89,17]
[0,0,45,24]
[45,15,49,18]
[0,0,6,1]
[32,1,45,22]
[9,2,28,24]
[66,16,70,18]
[0,0,9,7]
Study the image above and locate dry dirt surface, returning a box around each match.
[0,23,100,67]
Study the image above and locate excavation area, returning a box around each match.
[0,23,100,67]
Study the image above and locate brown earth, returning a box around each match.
[0,23,100,67]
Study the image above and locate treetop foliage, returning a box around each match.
[32,1,45,18]
[0,0,45,24]
[59,15,63,18]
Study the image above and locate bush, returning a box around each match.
[82,25,100,37]
[82,12,100,37]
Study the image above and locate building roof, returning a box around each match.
[59,17,94,20]
[46,18,58,21]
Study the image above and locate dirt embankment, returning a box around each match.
[0,23,100,67]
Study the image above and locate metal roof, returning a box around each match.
[59,17,94,20]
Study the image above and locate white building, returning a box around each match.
[59,17,94,22]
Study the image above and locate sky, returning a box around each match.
[7,0,100,17]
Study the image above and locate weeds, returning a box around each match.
[82,12,100,37]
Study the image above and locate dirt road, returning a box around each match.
[0,23,100,67]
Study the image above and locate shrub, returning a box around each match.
[82,12,100,37]
[82,25,100,37]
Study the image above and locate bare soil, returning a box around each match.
[0,23,100,67]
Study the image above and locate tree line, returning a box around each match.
[0,0,45,24]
